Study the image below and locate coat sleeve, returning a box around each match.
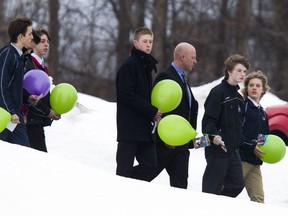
[117,61,158,121]
[202,86,222,138]
[0,52,17,114]
[241,107,270,153]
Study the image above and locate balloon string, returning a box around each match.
[151,121,158,134]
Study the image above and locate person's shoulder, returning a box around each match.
[154,71,168,83]
[24,57,35,72]
[162,65,178,76]
[120,55,138,67]
[206,82,226,101]
[0,45,17,62]
[0,45,10,56]
[0,45,8,53]
[162,64,175,73]
[245,98,257,108]
[210,81,224,92]
[117,55,138,74]
[155,65,175,79]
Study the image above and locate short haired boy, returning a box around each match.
[0,17,34,146]
[202,54,250,197]
[116,27,162,181]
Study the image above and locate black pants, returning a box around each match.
[116,141,157,181]
[148,143,190,189]
[202,151,244,197]
[27,125,47,152]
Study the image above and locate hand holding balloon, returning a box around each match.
[27,95,41,105]
[153,110,163,123]
[47,109,61,120]
[254,144,265,158]
[258,134,286,164]
[23,69,51,97]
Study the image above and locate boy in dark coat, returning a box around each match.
[23,28,60,152]
[240,70,270,203]
[116,27,162,181]
[202,54,250,197]
[0,17,34,147]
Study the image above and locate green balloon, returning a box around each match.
[50,83,78,114]
[157,114,196,146]
[151,79,182,113]
[259,134,286,164]
[0,107,11,132]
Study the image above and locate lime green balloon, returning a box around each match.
[157,114,196,146]
[151,79,182,113]
[0,107,11,132]
[50,83,78,114]
[259,134,286,164]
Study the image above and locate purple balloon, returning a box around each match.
[23,69,51,97]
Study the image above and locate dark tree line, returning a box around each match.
[0,0,287,102]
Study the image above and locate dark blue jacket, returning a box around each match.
[0,44,26,122]
[116,47,158,143]
[240,98,270,165]
[202,79,244,155]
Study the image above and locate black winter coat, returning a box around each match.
[153,65,199,149]
[0,44,26,122]
[23,55,53,126]
[202,79,244,155]
[116,47,158,143]
[240,98,269,165]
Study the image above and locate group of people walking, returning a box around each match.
[115,27,270,204]
[0,17,270,204]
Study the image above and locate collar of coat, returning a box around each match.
[131,47,158,73]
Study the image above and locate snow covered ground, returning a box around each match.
[0,77,287,215]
